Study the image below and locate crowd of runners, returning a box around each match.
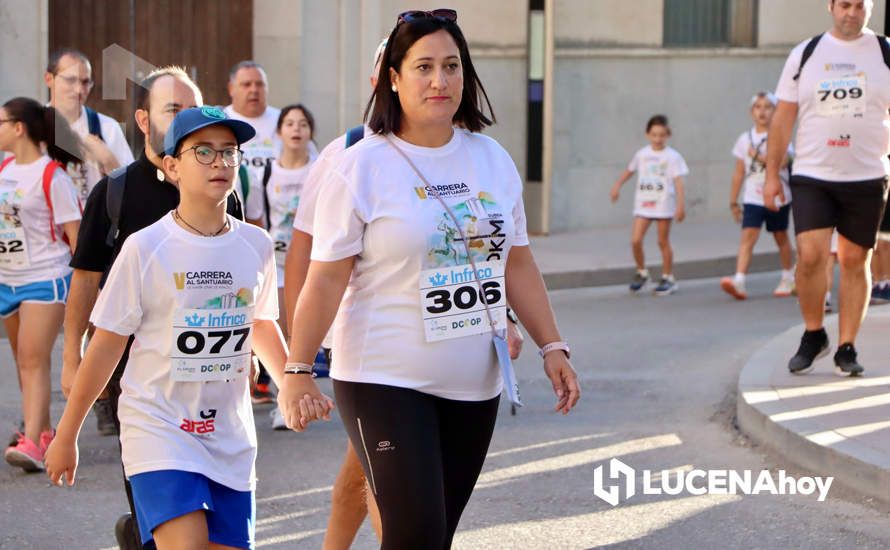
[2,0,889,549]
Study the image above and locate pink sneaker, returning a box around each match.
[5,431,51,473]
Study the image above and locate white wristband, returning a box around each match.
[539,341,570,359]
[284,362,314,375]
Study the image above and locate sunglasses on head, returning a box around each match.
[397,9,457,25]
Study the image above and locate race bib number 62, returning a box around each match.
[170,306,253,381]
[420,260,507,342]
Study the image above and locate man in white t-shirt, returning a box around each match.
[45,48,135,201]
[223,61,282,173]
[764,0,890,377]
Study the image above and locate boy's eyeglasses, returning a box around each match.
[177,145,243,168]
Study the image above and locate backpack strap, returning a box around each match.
[793,33,824,81]
[261,162,272,229]
[84,106,104,141]
[41,160,65,242]
[345,125,366,148]
[104,166,127,247]
[226,187,245,221]
[238,164,250,202]
[877,35,890,72]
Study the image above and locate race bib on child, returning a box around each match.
[815,73,866,118]
[635,176,669,212]
[419,260,507,342]
[0,227,31,268]
[170,306,253,381]
[273,239,288,267]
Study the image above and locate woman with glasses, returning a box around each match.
[45,106,332,549]
[280,10,580,548]
[0,97,82,473]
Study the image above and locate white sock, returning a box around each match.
[781,269,794,281]
[663,274,675,282]
[825,291,832,303]
[882,279,890,288]
[638,268,649,278]
[734,272,746,284]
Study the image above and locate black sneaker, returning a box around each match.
[653,276,678,296]
[788,328,829,374]
[93,398,119,436]
[114,513,143,550]
[629,271,649,292]
[834,343,864,377]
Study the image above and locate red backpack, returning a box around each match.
[0,156,78,243]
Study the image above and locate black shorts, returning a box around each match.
[789,175,888,249]
[881,197,890,233]
[742,204,791,232]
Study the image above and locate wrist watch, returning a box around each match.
[539,341,570,359]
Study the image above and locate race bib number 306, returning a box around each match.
[170,306,253,382]
[420,260,506,342]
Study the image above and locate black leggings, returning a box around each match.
[333,380,499,550]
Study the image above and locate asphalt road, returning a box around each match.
[3,272,890,549]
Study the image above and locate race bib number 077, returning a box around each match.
[420,260,506,342]
[170,306,253,381]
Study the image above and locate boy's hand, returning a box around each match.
[675,206,686,223]
[610,186,620,203]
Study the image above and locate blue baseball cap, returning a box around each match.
[163,106,256,157]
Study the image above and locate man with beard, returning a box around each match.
[60,66,244,550]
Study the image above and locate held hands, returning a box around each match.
[762,174,784,212]
[277,374,335,432]
[45,434,79,487]
[543,351,580,415]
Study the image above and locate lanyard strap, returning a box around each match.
[385,135,500,334]
[748,129,767,175]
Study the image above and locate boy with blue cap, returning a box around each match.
[45,107,333,549]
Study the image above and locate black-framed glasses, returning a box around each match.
[176,145,243,168]
[397,9,457,25]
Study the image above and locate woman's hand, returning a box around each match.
[277,374,335,432]
[543,352,580,415]
[45,434,79,487]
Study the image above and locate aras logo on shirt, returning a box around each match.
[414,182,472,200]
[180,408,217,434]
[827,134,852,148]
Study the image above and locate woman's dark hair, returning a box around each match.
[646,114,670,134]
[364,16,495,134]
[2,97,82,165]
[277,103,315,139]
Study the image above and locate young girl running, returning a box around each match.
[45,107,332,549]
[610,114,689,295]
[720,92,795,300]
[0,98,82,472]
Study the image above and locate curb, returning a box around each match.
[736,318,890,504]
[543,251,782,290]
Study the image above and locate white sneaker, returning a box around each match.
[270,408,288,431]
[773,277,795,297]
[720,277,747,300]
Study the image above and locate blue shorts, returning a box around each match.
[0,273,71,318]
[742,204,791,233]
[129,470,255,549]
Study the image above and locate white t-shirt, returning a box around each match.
[627,145,689,218]
[775,29,890,181]
[66,106,135,202]
[293,132,351,234]
[311,130,529,401]
[732,129,794,207]
[223,105,282,171]
[246,160,314,285]
[0,156,81,285]
[90,214,278,491]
